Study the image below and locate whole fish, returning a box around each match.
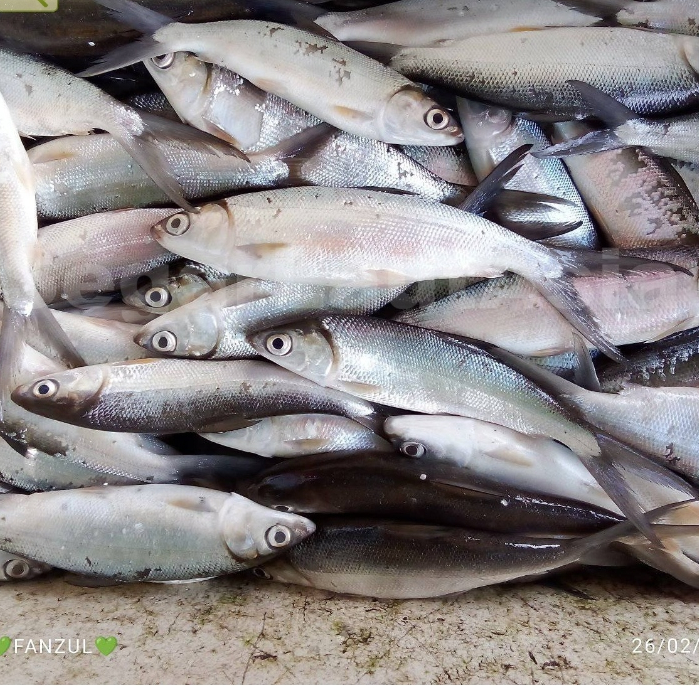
[34,209,178,307]
[0,549,51,582]
[316,0,623,46]
[458,98,597,249]
[551,121,699,248]
[374,28,699,118]
[244,451,622,533]
[0,48,246,212]
[598,328,699,392]
[12,359,384,434]
[203,414,391,458]
[0,486,315,582]
[539,81,699,164]
[151,186,628,358]
[135,279,407,359]
[82,1,463,146]
[382,415,619,513]
[394,258,699,356]
[253,505,697,598]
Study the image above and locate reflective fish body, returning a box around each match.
[395,260,699,356]
[12,359,384,434]
[244,451,622,533]
[34,208,178,306]
[254,514,646,599]
[203,414,391,458]
[382,415,618,513]
[552,121,699,248]
[136,279,406,359]
[616,0,699,37]
[398,145,477,187]
[0,548,52,582]
[317,0,608,46]
[0,486,315,582]
[385,28,699,118]
[457,98,597,249]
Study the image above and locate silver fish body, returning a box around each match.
[0,486,314,582]
[398,145,477,187]
[202,414,391,458]
[136,278,405,359]
[616,0,699,36]
[12,359,384,434]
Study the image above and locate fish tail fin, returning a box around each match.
[95,0,172,34]
[77,36,166,77]
[534,129,625,158]
[458,144,531,215]
[529,247,623,361]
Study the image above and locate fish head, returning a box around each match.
[151,204,230,262]
[456,97,513,144]
[135,302,220,358]
[145,52,208,98]
[384,415,476,462]
[219,493,315,561]
[11,366,108,421]
[0,551,51,582]
[247,320,336,385]
[382,87,462,146]
[250,558,313,587]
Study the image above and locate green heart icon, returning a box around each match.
[95,637,117,656]
[0,637,11,656]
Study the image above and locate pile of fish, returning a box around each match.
[3,0,699,599]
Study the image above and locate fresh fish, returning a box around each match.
[382,415,619,513]
[34,208,178,307]
[398,145,477,187]
[538,81,699,164]
[135,279,407,359]
[0,486,315,582]
[244,450,622,533]
[203,414,391,458]
[30,134,289,220]
[316,0,623,46]
[254,503,699,598]
[394,257,699,356]
[551,121,699,248]
[82,1,463,146]
[458,98,597,248]
[0,549,51,582]
[151,186,631,359]
[598,328,699,392]
[12,358,384,434]
[0,48,246,212]
[373,28,699,118]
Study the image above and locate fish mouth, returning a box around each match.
[133,328,152,350]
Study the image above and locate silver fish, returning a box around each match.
[202,414,391,458]
[135,278,405,359]
[398,145,477,187]
[12,358,384,434]
[458,98,597,248]
[82,3,462,146]
[0,486,314,582]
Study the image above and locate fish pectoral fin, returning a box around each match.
[281,438,330,451]
[332,105,374,124]
[165,495,218,513]
[199,417,262,433]
[200,116,245,149]
[479,443,538,469]
[236,243,290,259]
[336,379,381,398]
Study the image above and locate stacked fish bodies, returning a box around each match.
[3,0,699,598]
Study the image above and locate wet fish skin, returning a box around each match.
[458,98,598,249]
[245,450,622,533]
[384,28,699,118]
[616,0,699,37]
[136,279,407,360]
[34,208,178,307]
[383,415,619,513]
[0,486,315,582]
[552,121,699,248]
[0,548,52,582]
[398,145,478,187]
[12,359,383,435]
[203,414,392,458]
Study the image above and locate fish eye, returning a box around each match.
[145,287,172,309]
[425,107,450,131]
[266,524,292,549]
[265,333,293,356]
[165,213,190,236]
[252,567,273,581]
[151,330,177,353]
[151,53,175,69]
[4,559,30,580]
[32,379,59,399]
[400,441,426,458]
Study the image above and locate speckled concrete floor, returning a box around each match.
[2,566,698,684]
